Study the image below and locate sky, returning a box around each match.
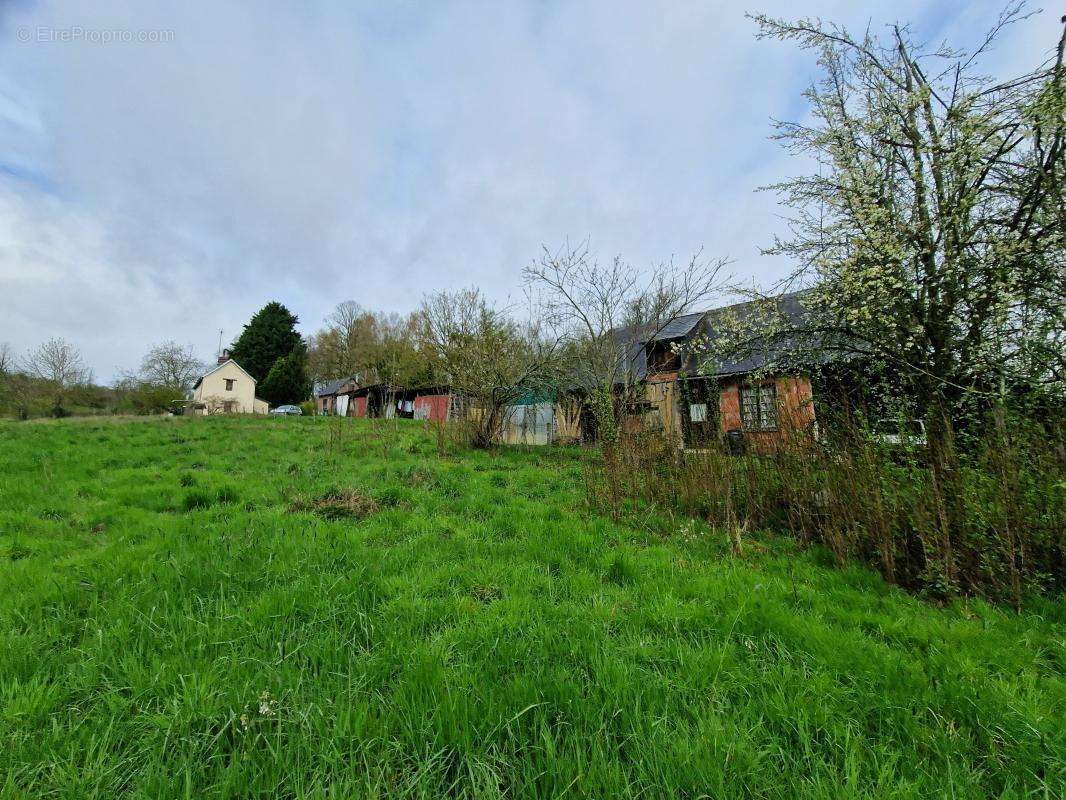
[0,1,1057,381]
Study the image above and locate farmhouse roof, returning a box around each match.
[191,359,257,390]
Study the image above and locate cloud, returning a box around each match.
[0,0,1054,380]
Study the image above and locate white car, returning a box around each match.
[872,419,926,447]
[270,405,303,416]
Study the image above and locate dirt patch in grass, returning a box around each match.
[291,489,380,521]
[470,584,502,604]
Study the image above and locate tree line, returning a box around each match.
[5,5,1061,437]
[0,338,204,419]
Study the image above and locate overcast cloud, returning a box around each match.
[0,0,1056,380]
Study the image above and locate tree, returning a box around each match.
[0,343,11,405]
[308,303,437,388]
[307,301,373,382]
[418,289,557,448]
[367,312,437,388]
[22,338,90,414]
[138,341,204,392]
[113,371,186,415]
[229,302,304,384]
[743,7,1065,593]
[748,7,1065,422]
[259,350,311,406]
[523,241,728,445]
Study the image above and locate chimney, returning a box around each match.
[218,348,230,365]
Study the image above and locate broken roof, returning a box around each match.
[614,291,815,380]
[646,312,706,343]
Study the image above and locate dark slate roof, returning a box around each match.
[647,312,705,343]
[611,311,706,381]
[613,291,816,380]
[613,311,705,348]
[629,339,649,381]
[693,291,814,376]
[315,377,352,397]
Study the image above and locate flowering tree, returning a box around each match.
[749,7,1065,423]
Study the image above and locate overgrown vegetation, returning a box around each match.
[1,415,1062,797]
[419,288,558,448]
[597,409,1064,607]
[1,339,205,419]
[599,5,1066,607]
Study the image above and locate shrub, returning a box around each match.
[595,411,1064,605]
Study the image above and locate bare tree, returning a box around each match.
[139,341,204,391]
[308,300,368,382]
[523,240,729,444]
[0,343,12,413]
[418,288,558,448]
[308,301,435,388]
[22,338,89,411]
[0,342,11,377]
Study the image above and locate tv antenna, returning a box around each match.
[216,329,224,359]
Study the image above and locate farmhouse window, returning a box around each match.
[740,383,778,431]
[225,379,235,391]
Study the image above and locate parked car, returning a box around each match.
[270,405,303,416]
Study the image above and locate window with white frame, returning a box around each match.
[740,383,778,431]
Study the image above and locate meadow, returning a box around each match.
[0,415,1062,798]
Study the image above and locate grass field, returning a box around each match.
[0,415,1062,798]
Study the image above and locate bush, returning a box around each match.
[595,411,1065,605]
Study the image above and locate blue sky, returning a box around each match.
[0,0,1055,380]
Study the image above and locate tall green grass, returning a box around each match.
[599,413,1064,604]
[0,415,1062,798]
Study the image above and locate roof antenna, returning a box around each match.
[216,328,224,359]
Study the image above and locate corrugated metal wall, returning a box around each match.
[500,402,554,445]
[413,394,450,423]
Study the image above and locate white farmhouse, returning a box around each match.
[188,351,269,415]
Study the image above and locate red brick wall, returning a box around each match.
[717,375,816,445]
[776,375,816,433]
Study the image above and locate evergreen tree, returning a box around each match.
[258,350,311,406]
[229,302,303,384]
